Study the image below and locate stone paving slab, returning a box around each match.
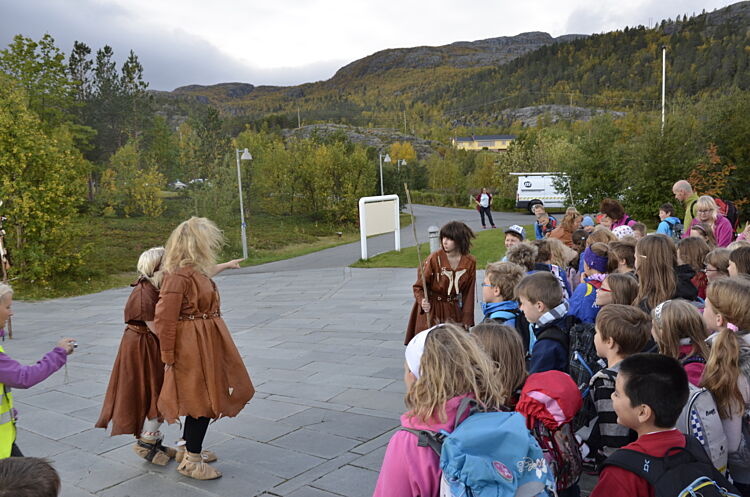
[9,265,488,496]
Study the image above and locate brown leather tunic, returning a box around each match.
[155,266,254,422]
[96,278,164,437]
[404,249,476,344]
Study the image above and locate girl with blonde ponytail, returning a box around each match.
[701,277,750,491]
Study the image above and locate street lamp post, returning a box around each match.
[396,159,407,172]
[235,147,252,259]
[378,153,391,196]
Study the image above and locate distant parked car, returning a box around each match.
[510,172,571,214]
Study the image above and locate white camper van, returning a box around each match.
[510,172,571,214]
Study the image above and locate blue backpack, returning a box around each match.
[402,398,554,497]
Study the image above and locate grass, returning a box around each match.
[351,225,534,269]
[13,207,412,300]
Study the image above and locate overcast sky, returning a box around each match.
[0,0,736,91]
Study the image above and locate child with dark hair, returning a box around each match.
[585,305,651,470]
[569,243,609,323]
[591,354,735,497]
[517,271,570,374]
[677,237,710,299]
[730,246,750,276]
[0,457,60,497]
[656,203,682,238]
[607,240,635,274]
[405,221,476,344]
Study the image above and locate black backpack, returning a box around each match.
[665,218,684,243]
[482,308,532,354]
[603,436,740,497]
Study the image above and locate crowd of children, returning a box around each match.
[386,186,750,497]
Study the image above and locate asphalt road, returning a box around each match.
[236,204,532,274]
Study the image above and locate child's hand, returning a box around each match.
[224,258,244,270]
[421,298,431,313]
[57,338,76,355]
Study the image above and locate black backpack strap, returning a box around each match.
[536,325,570,350]
[453,397,479,431]
[681,355,706,366]
[603,448,666,486]
[399,428,445,456]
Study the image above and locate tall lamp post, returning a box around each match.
[378,153,391,196]
[235,147,252,259]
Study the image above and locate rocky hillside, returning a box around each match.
[330,32,586,81]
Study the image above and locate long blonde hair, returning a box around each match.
[137,247,165,289]
[702,278,750,418]
[405,324,505,423]
[470,323,527,403]
[163,217,224,275]
[635,234,677,311]
[651,299,709,361]
[547,237,576,269]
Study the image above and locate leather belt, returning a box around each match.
[436,296,458,303]
[179,311,221,321]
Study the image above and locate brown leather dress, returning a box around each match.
[404,249,476,345]
[154,266,254,423]
[96,278,164,437]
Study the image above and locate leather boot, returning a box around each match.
[177,451,222,480]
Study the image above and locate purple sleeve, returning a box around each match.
[0,348,68,389]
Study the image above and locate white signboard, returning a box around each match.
[359,195,401,260]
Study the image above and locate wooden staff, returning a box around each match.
[0,214,11,340]
[404,183,432,327]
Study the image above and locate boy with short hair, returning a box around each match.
[480,261,528,347]
[533,204,557,239]
[504,225,525,249]
[656,203,683,239]
[0,456,61,497]
[516,271,570,373]
[585,305,651,470]
[590,353,735,497]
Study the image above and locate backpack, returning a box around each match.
[715,198,740,232]
[402,398,554,497]
[665,218,684,243]
[483,308,532,354]
[675,383,728,474]
[604,436,739,497]
[567,322,604,398]
[529,419,583,492]
[516,371,584,494]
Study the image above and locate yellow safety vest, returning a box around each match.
[0,345,16,459]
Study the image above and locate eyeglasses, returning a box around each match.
[697,209,713,214]
[481,283,495,288]
[598,287,612,293]
[704,267,719,273]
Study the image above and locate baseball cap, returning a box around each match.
[504,225,525,240]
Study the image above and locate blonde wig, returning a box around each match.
[137,247,165,289]
[405,324,505,423]
[163,217,224,276]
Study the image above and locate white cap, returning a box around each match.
[405,327,436,379]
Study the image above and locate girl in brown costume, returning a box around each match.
[96,247,242,466]
[155,217,254,480]
[404,221,476,344]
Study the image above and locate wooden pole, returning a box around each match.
[404,183,431,327]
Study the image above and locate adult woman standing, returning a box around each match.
[599,198,637,230]
[155,217,254,480]
[474,188,496,229]
[689,195,734,247]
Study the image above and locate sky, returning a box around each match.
[0,0,737,91]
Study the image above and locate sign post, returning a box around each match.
[358,195,400,260]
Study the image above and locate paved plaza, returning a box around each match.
[8,205,533,497]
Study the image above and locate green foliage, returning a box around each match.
[0,77,88,283]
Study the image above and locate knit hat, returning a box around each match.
[504,225,525,240]
[581,216,595,227]
[612,225,635,239]
[583,246,608,273]
[405,326,435,379]
[516,370,582,430]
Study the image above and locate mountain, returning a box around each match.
[152,1,750,129]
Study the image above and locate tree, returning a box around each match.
[0,34,74,127]
[68,40,93,102]
[0,76,88,282]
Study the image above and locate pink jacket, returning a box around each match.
[679,344,705,387]
[373,395,471,497]
[690,214,734,247]
[610,214,636,230]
